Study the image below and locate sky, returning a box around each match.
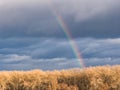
[0,0,120,70]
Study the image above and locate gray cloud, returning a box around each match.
[81,38,120,58]
[0,37,120,70]
[51,0,120,21]
[1,38,120,58]
[0,0,120,38]
[0,54,120,70]
[0,0,120,70]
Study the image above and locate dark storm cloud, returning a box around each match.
[0,0,120,38]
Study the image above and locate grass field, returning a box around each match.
[0,65,120,90]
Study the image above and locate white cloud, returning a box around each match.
[85,57,120,67]
[0,0,49,6]
[103,38,120,44]
[0,54,30,62]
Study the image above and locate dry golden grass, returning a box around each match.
[0,65,120,90]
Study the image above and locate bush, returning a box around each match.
[0,65,120,90]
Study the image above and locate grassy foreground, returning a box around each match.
[0,65,120,90]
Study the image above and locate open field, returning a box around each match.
[0,65,120,90]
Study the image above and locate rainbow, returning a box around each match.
[49,2,85,68]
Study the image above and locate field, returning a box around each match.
[0,65,120,90]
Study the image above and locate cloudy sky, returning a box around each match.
[0,0,120,70]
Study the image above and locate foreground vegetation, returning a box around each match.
[0,65,120,90]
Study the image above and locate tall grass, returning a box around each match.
[0,65,120,90]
